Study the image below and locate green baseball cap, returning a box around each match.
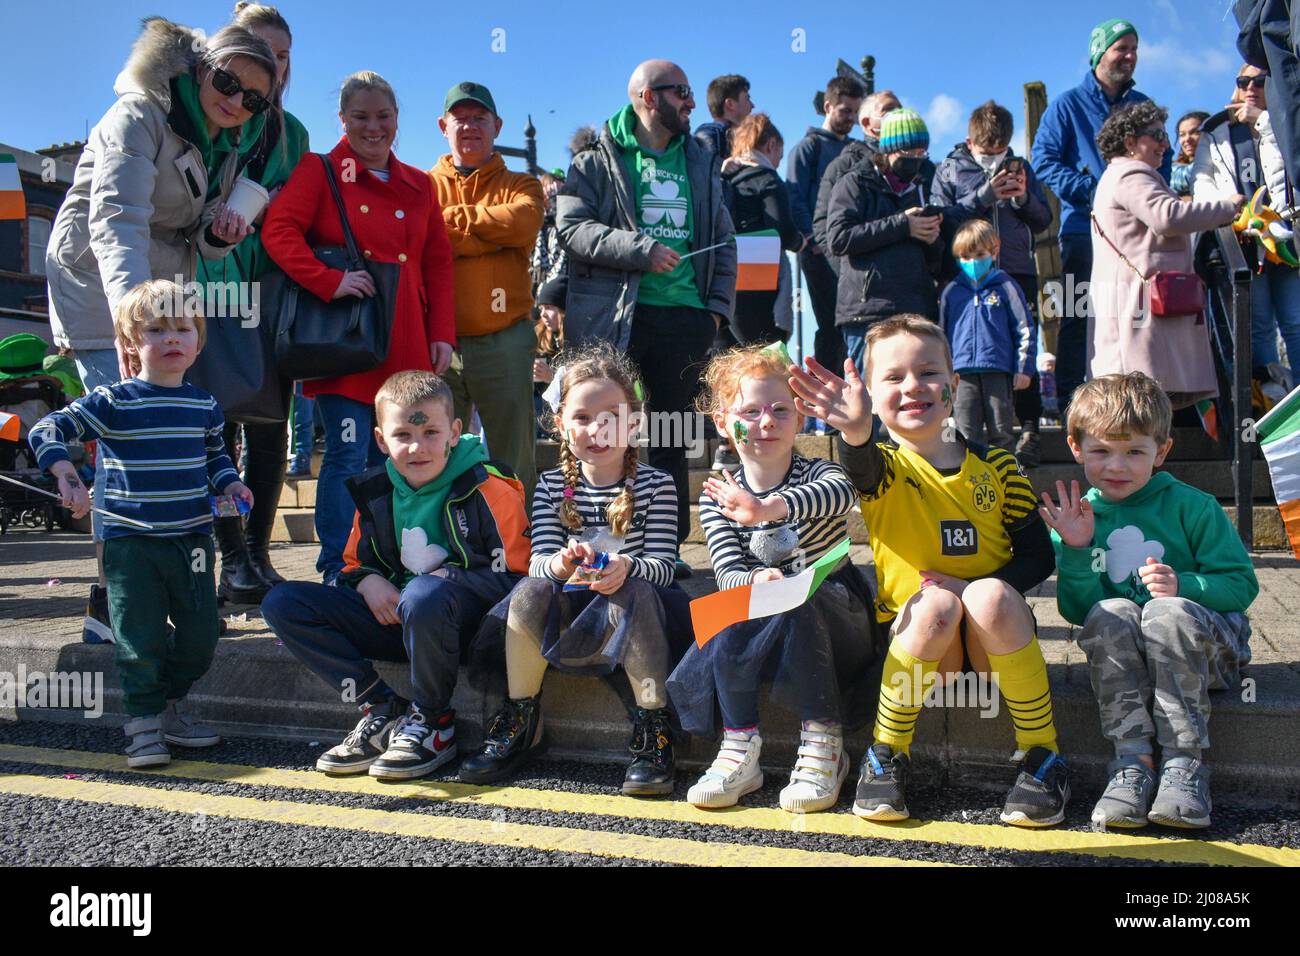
[443,81,497,115]
[1089,18,1138,69]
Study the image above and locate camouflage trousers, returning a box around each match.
[1077,597,1252,758]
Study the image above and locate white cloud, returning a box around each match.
[1139,38,1236,88]
[923,93,965,144]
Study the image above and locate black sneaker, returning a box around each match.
[458,695,544,784]
[315,695,409,775]
[82,584,115,644]
[1001,746,1070,827]
[853,743,910,821]
[623,707,675,796]
[369,704,457,780]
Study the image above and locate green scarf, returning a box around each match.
[174,72,267,199]
[387,435,490,582]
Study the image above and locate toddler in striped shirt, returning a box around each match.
[30,279,251,768]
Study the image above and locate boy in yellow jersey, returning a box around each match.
[790,314,1067,826]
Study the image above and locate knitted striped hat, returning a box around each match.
[878,108,929,153]
[1089,18,1138,69]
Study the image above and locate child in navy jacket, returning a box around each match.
[939,219,1036,452]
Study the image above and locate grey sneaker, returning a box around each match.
[1091,756,1157,828]
[1148,756,1211,829]
[162,698,221,748]
[123,715,170,768]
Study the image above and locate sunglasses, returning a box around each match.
[1235,75,1268,90]
[648,83,692,101]
[1138,127,1169,143]
[210,66,271,115]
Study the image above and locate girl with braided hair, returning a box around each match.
[462,344,693,795]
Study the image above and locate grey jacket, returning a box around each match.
[556,121,736,350]
[46,19,242,350]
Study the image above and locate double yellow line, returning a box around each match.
[2,744,1295,867]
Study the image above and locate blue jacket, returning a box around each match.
[693,119,732,157]
[1031,71,1171,237]
[939,267,1036,376]
[787,126,853,238]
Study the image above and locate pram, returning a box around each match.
[0,334,91,535]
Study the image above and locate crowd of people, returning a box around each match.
[28,6,1289,832]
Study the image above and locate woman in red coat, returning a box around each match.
[262,70,455,583]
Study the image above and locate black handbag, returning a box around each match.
[269,154,401,381]
[187,311,289,424]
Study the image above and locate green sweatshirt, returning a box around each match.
[388,434,490,585]
[1051,471,1259,626]
[607,104,704,309]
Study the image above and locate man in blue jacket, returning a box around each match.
[1031,17,1171,411]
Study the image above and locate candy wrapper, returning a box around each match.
[563,550,610,591]
[209,495,252,519]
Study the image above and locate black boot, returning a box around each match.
[623,707,675,796]
[241,425,288,588]
[458,694,544,784]
[214,515,270,605]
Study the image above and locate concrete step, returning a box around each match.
[8,631,1298,804]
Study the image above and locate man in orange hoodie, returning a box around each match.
[430,82,545,501]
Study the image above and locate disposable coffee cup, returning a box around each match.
[225,176,270,223]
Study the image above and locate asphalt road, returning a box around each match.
[2,720,1297,867]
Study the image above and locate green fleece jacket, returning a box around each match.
[607,104,704,309]
[1051,471,1259,625]
[388,434,490,584]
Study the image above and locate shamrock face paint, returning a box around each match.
[444,440,452,458]
[732,420,750,445]
[407,410,429,425]
[941,385,953,407]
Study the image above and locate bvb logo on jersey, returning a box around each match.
[968,470,997,513]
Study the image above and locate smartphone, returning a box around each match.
[919,205,944,217]
[997,156,1025,177]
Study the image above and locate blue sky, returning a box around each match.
[1,0,1249,355]
[3,0,1247,171]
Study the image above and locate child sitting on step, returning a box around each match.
[461,344,693,796]
[667,344,881,813]
[1039,372,1258,829]
[789,314,1068,827]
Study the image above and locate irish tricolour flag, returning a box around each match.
[690,539,850,647]
[0,154,26,221]
[0,410,19,442]
[1258,382,1300,558]
[735,228,780,292]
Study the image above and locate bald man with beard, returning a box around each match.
[557,58,737,579]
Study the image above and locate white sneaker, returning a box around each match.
[779,720,849,813]
[687,730,763,808]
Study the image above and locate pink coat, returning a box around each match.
[1088,158,1236,408]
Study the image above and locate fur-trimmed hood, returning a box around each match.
[113,17,204,108]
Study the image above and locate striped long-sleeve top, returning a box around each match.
[529,462,678,587]
[29,379,239,538]
[701,454,857,591]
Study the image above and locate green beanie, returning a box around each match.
[1090,18,1138,69]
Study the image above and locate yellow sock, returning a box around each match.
[987,638,1058,753]
[873,644,939,756]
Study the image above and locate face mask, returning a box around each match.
[974,149,1007,175]
[960,256,994,282]
[890,155,925,181]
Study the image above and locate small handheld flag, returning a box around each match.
[1257,382,1300,558]
[689,539,850,647]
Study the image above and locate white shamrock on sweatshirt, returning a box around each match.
[1102,525,1165,584]
[642,179,688,227]
[400,527,449,575]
